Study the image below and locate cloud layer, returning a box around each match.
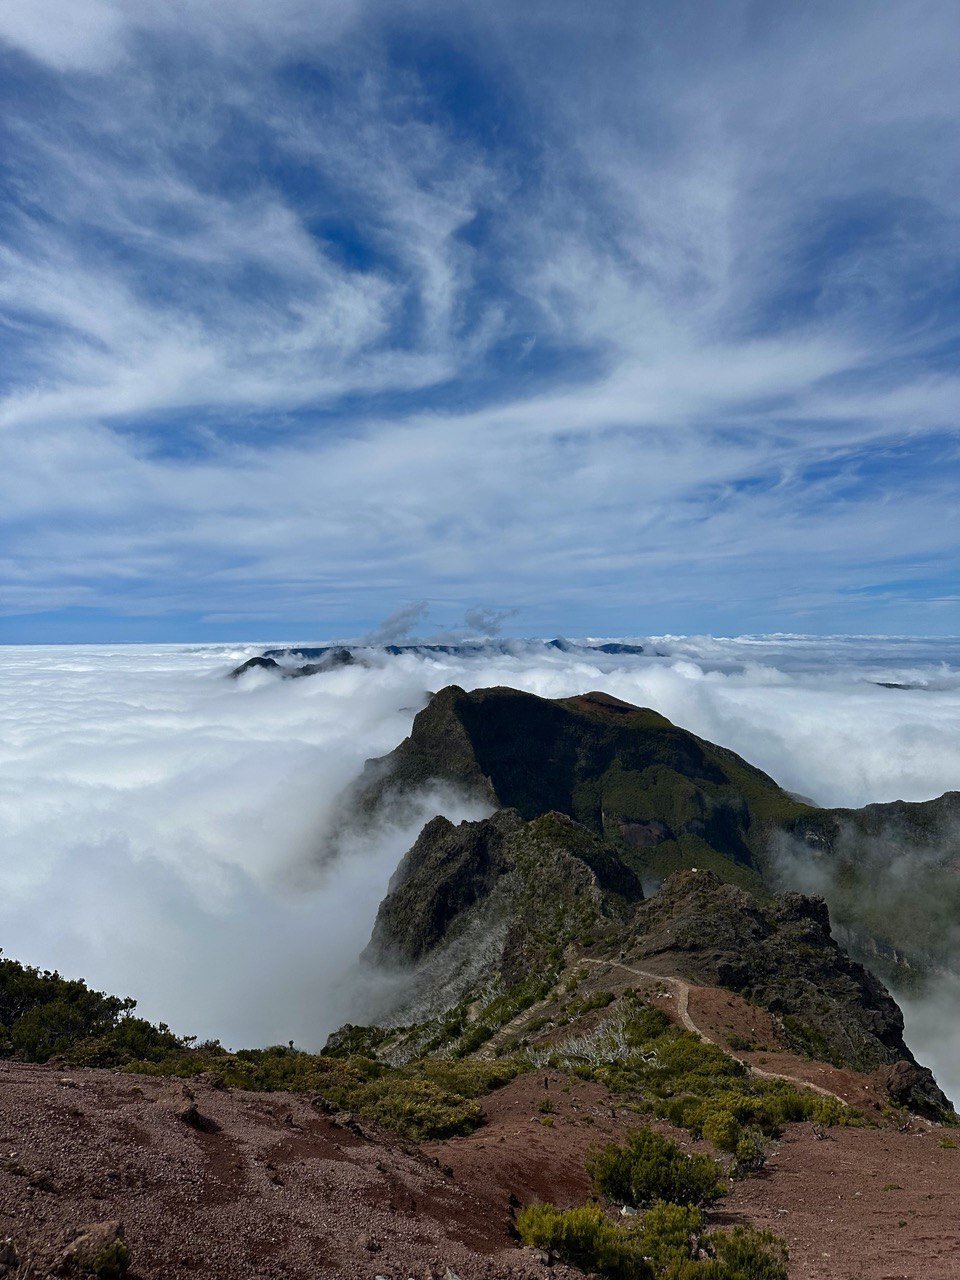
[0,1,958,638]
[2,637,958,1100]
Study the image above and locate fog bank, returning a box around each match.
[1,636,958,1088]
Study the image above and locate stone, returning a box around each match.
[61,1220,129,1277]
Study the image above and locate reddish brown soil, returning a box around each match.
[725,1121,960,1279]
[0,1062,578,1280]
[3,1056,958,1279]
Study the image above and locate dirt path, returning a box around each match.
[581,958,847,1104]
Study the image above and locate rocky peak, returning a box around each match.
[363,807,644,1016]
[624,869,950,1117]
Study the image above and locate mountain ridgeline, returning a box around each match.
[349,686,960,977]
[352,687,810,892]
[340,685,957,1118]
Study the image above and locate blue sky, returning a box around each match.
[0,0,957,642]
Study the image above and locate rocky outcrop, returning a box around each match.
[230,649,355,678]
[364,808,643,1017]
[229,638,645,678]
[781,792,960,978]
[625,869,951,1118]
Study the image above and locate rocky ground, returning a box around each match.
[0,1061,580,1280]
[2,1054,959,1279]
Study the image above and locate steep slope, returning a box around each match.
[362,808,643,1020]
[349,686,811,891]
[344,684,960,985]
[783,793,960,980]
[621,869,949,1115]
[360,799,950,1117]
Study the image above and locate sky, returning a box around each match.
[0,0,958,642]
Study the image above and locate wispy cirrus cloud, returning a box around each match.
[0,0,957,638]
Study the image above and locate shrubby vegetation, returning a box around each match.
[127,1047,522,1141]
[551,996,852,1158]
[0,954,518,1141]
[516,1198,788,1280]
[517,1203,650,1279]
[0,953,183,1065]
[587,1128,725,1207]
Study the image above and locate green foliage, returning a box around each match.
[704,1226,789,1280]
[0,950,518,1142]
[0,953,184,1065]
[568,990,617,1017]
[417,1056,520,1097]
[128,1045,492,1140]
[586,1128,726,1208]
[515,1203,651,1280]
[700,1110,740,1154]
[516,1200,788,1280]
[635,1202,703,1270]
[562,997,856,1148]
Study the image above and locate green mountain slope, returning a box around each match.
[353,686,812,893]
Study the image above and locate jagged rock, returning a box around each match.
[784,792,960,977]
[626,869,951,1118]
[229,655,282,677]
[334,683,954,1115]
[875,1060,931,1107]
[363,808,642,1014]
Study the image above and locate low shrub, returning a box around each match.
[515,1203,650,1280]
[587,1128,726,1208]
[517,1200,788,1280]
[706,1225,789,1279]
[561,997,856,1147]
[635,1202,703,1270]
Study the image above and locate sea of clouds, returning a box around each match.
[1,636,958,1094]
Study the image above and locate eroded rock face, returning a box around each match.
[363,808,643,1014]
[626,869,951,1118]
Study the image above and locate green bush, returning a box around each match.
[515,1203,651,1280]
[636,1202,703,1270]
[587,1128,726,1208]
[0,952,189,1066]
[706,1226,788,1280]
[700,1110,741,1154]
[354,1075,482,1139]
[124,1045,503,1141]
[516,1201,788,1280]
[566,997,856,1146]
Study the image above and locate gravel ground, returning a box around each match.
[3,1054,958,1279]
[0,1063,578,1280]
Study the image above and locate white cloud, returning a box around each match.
[2,638,959,1064]
[0,1,957,631]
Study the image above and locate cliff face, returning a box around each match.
[347,685,960,991]
[363,808,643,1017]
[360,813,950,1116]
[623,869,949,1115]
[783,793,960,978]
[352,685,811,892]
